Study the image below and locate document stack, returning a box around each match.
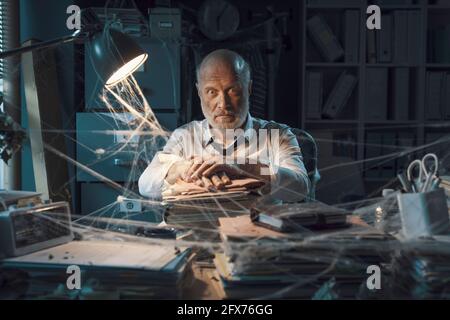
[250,202,351,232]
[392,239,450,299]
[214,215,395,299]
[162,178,266,240]
[0,240,193,299]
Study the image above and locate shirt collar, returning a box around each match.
[202,113,254,148]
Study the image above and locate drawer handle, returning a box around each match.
[114,159,132,167]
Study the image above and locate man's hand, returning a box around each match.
[166,159,193,184]
[185,156,247,183]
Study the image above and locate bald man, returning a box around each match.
[139,49,310,202]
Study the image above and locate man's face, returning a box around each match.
[197,61,251,129]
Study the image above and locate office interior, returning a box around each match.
[0,0,449,300]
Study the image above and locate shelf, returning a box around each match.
[366,63,422,68]
[364,120,419,124]
[375,5,422,9]
[426,64,450,68]
[306,62,360,67]
[306,5,362,9]
[305,119,359,124]
[427,5,450,10]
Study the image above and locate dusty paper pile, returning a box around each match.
[162,177,266,201]
[162,178,266,234]
[0,240,193,299]
[392,237,450,299]
[250,202,352,232]
[214,215,396,299]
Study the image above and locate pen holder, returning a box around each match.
[397,188,450,239]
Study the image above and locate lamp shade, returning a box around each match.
[89,28,148,87]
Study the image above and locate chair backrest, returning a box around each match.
[290,128,320,201]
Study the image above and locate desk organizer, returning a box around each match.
[397,188,450,239]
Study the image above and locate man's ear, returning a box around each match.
[196,83,201,99]
[248,80,253,96]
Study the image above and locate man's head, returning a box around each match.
[196,49,252,129]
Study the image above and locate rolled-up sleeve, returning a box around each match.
[268,128,311,202]
[138,130,184,199]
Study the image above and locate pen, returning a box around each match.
[430,177,442,191]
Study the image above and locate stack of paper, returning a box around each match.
[162,179,266,238]
[0,240,192,299]
[214,215,396,299]
[392,238,450,299]
[440,176,450,198]
[250,202,351,232]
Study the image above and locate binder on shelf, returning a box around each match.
[431,26,450,64]
[377,14,393,63]
[393,68,410,121]
[365,68,388,121]
[425,72,444,120]
[381,132,396,178]
[367,30,377,63]
[322,72,357,119]
[393,11,408,64]
[444,74,450,120]
[307,15,344,62]
[407,11,422,65]
[396,131,415,171]
[305,72,323,119]
[344,10,360,63]
[365,132,383,178]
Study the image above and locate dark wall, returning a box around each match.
[20,0,76,199]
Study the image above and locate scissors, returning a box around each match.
[406,153,439,193]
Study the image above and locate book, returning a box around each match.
[365,68,388,120]
[431,26,450,64]
[443,74,450,119]
[396,131,415,171]
[393,68,410,120]
[344,10,360,63]
[367,30,377,63]
[394,11,408,64]
[307,15,344,62]
[365,132,383,178]
[407,11,422,64]
[305,71,323,119]
[322,72,357,119]
[425,72,445,120]
[377,14,393,62]
[380,132,396,178]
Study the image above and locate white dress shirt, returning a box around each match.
[138,114,311,202]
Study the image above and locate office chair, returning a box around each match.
[290,128,320,201]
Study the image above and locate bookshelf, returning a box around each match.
[300,0,450,204]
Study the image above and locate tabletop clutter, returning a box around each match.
[0,158,449,299]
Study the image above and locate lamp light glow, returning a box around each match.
[105,53,148,86]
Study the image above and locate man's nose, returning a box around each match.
[217,92,231,110]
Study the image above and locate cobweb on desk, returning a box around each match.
[18,67,450,300]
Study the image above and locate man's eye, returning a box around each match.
[229,88,242,95]
[206,89,217,95]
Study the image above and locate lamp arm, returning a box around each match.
[0,31,89,59]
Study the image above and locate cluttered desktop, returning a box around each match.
[0,0,450,302]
